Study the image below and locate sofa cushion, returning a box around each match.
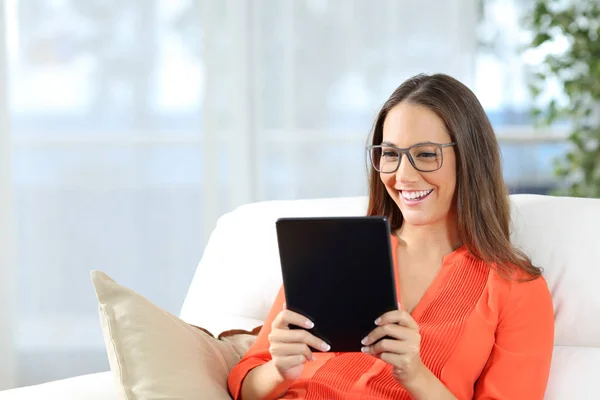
[92,271,245,400]
[545,346,600,399]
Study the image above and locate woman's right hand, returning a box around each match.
[268,305,331,381]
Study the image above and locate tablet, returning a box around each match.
[275,216,398,352]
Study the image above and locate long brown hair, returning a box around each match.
[366,73,541,279]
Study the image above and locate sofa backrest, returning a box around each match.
[180,194,600,347]
[508,195,600,348]
[179,196,369,336]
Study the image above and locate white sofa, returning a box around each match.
[1,194,599,399]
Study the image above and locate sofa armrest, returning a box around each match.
[0,372,116,400]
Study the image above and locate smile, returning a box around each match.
[399,189,433,203]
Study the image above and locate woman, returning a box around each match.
[227,73,555,399]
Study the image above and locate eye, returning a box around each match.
[416,152,437,158]
[382,150,398,159]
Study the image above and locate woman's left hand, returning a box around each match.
[360,309,426,386]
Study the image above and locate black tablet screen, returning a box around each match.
[276,216,398,352]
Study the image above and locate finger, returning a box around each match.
[361,324,416,346]
[270,342,314,361]
[272,309,315,330]
[269,328,331,352]
[375,310,419,331]
[361,338,409,356]
[273,354,308,370]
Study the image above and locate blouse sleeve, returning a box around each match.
[227,286,286,400]
[474,275,555,399]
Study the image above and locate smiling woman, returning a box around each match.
[227,73,554,400]
[366,73,542,278]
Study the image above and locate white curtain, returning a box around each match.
[0,0,481,389]
[0,0,16,390]
[251,0,477,201]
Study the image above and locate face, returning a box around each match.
[379,102,457,228]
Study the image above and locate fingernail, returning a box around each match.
[374,317,381,325]
[305,320,314,328]
[361,346,369,353]
[361,336,368,345]
[321,342,331,351]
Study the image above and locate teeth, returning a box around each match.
[400,189,432,200]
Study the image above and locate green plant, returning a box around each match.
[525,0,600,198]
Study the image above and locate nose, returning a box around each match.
[395,154,420,183]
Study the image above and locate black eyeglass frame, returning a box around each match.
[366,141,457,173]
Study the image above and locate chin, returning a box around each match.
[397,203,443,227]
[401,214,435,227]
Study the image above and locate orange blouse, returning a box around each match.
[228,236,555,399]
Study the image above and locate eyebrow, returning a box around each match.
[380,141,397,147]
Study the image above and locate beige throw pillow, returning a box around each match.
[91,271,255,400]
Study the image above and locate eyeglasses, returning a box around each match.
[367,142,456,173]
